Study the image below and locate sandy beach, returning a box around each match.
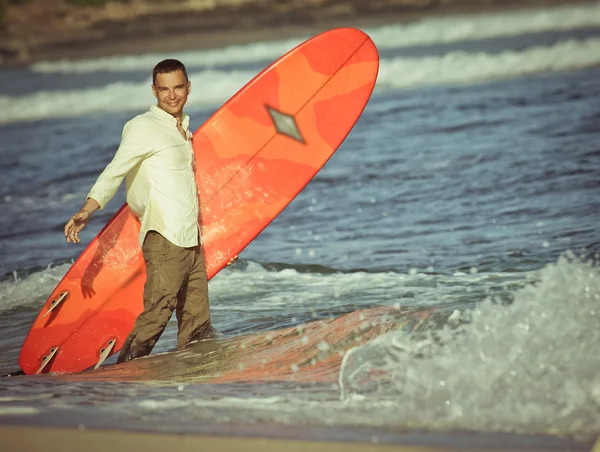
[0,0,588,66]
[0,424,596,452]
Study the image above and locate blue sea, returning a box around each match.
[0,2,599,448]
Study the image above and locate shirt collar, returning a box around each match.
[150,105,190,129]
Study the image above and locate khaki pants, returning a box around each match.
[117,231,211,363]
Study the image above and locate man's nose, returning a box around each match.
[167,90,176,99]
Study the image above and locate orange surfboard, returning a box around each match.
[19,28,379,375]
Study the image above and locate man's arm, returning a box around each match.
[86,119,151,211]
[64,119,151,244]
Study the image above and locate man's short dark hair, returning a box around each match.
[152,59,188,85]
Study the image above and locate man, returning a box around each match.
[64,59,225,363]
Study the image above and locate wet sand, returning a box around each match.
[0,425,596,452]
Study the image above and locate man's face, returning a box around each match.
[152,70,191,117]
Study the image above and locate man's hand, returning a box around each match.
[64,210,91,243]
[226,255,239,267]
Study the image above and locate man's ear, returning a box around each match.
[188,81,192,94]
[151,84,158,99]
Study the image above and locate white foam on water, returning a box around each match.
[1,257,508,314]
[112,255,598,441]
[368,1,600,50]
[0,263,71,312]
[30,2,600,74]
[32,39,304,74]
[207,260,522,319]
[3,36,600,125]
[0,68,254,124]
[3,254,598,440]
[338,252,600,440]
[376,37,600,90]
[0,407,40,416]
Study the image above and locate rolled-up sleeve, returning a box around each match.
[87,118,152,210]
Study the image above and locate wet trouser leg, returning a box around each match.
[117,231,210,363]
[175,243,212,349]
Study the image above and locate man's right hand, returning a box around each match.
[64,210,91,243]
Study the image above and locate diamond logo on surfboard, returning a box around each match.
[266,105,305,144]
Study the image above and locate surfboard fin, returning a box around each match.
[94,339,116,370]
[42,291,69,318]
[36,347,59,374]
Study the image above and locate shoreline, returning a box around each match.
[0,425,595,452]
[0,0,591,68]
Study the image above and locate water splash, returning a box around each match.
[339,252,600,440]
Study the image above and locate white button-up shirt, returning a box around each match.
[87,105,199,248]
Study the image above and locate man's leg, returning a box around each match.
[117,231,191,363]
[175,245,212,349]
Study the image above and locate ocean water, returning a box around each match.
[0,1,599,447]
